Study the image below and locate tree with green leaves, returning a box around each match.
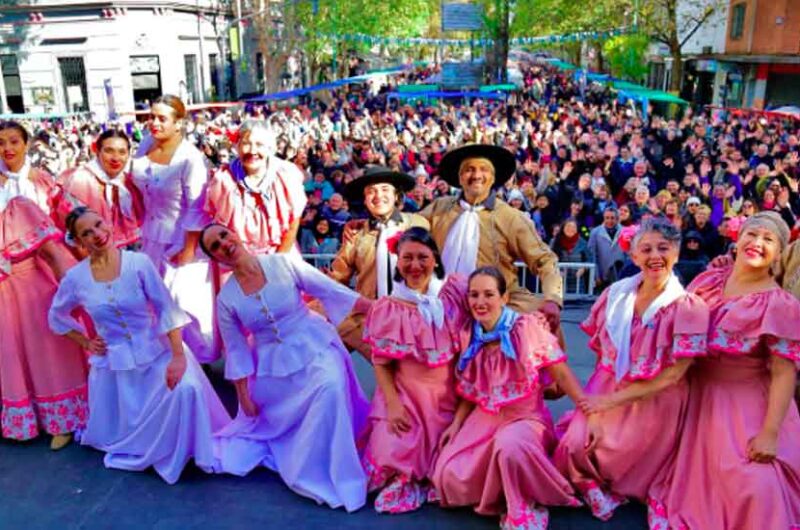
[639,0,726,92]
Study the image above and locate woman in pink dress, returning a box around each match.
[53,129,143,249]
[203,120,306,255]
[432,266,587,530]
[648,211,800,530]
[553,218,710,521]
[0,120,57,214]
[0,195,88,450]
[360,227,467,513]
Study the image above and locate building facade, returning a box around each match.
[647,0,800,109]
[719,0,800,109]
[0,0,261,118]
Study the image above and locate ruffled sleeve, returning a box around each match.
[217,295,256,381]
[203,167,237,227]
[514,312,568,372]
[48,268,87,336]
[133,252,191,334]
[178,141,211,232]
[456,313,563,414]
[580,287,610,356]
[285,254,357,326]
[669,293,709,357]
[0,197,62,282]
[364,295,459,367]
[709,288,800,362]
[438,274,470,329]
[277,161,307,222]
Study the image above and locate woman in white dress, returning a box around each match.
[199,223,371,512]
[49,207,230,484]
[131,95,216,362]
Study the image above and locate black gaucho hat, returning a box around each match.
[343,166,416,203]
[438,144,517,188]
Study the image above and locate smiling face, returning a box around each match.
[0,127,28,172]
[363,182,398,219]
[458,157,496,203]
[736,225,781,271]
[148,103,181,141]
[73,211,113,253]
[396,240,435,293]
[97,137,130,178]
[201,224,246,265]
[467,273,509,330]
[630,231,679,284]
[237,128,275,176]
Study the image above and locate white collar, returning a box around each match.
[605,272,685,381]
[391,276,445,329]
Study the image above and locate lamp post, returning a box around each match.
[196,0,207,103]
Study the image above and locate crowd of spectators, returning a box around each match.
[15,60,800,291]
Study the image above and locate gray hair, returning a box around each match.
[238,119,277,154]
[630,217,682,249]
[741,211,790,250]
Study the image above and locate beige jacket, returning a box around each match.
[419,194,563,313]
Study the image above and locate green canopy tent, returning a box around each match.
[610,81,689,119]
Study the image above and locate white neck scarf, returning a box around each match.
[86,159,135,219]
[441,200,484,276]
[375,217,403,298]
[605,272,685,381]
[239,158,278,201]
[391,276,445,329]
[0,157,36,212]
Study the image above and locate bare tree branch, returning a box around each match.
[679,6,717,47]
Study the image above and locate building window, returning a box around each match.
[130,55,162,109]
[1,54,24,113]
[730,3,746,40]
[209,54,220,99]
[256,52,265,93]
[58,57,89,112]
[184,54,199,104]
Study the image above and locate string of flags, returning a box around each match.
[316,27,629,47]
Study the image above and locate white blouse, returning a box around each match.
[49,251,190,371]
[217,254,358,380]
[131,138,210,249]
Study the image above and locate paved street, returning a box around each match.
[0,304,647,530]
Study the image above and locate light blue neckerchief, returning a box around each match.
[458,306,520,371]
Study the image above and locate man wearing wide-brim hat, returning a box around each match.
[330,166,429,360]
[419,143,563,327]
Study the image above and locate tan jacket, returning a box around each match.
[419,194,563,312]
[330,211,429,355]
[330,211,430,298]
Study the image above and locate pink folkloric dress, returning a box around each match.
[0,197,88,440]
[432,310,581,530]
[648,266,800,530]
[0,158,58,215]
[553,285,709,521]
[52,160,143,248]
[360,276,467,513]
[203,157,307,255]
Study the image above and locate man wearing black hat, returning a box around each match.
[330,166,429,359]
[419,144,563,329]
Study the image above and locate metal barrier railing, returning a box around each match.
[301,253,598,301]
[514,261,597,301]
